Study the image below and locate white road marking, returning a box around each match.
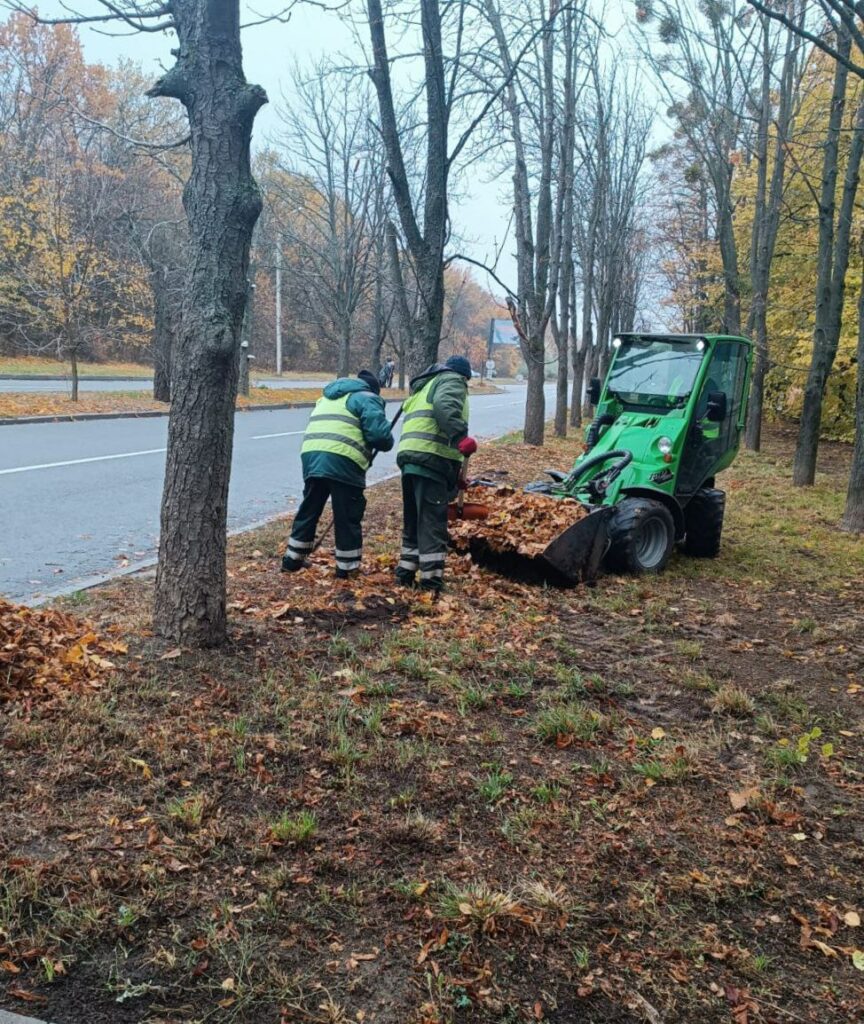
[251,430,305,440]
[0,447,167,476]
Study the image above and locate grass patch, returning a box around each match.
[535,702,606,744]
[269,810,317,844]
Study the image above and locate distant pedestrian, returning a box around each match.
[396,355,477,592]
[282,370,394,578]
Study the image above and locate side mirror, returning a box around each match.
[706,391,727,422]
[587,377,601,406]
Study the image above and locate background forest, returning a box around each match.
[1,2,863,447]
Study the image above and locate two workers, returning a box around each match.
[282,356,476,592]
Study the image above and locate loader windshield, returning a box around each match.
[606,337,705,407]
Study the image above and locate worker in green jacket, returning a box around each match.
[282,371,394,578]
[396,355,477,592]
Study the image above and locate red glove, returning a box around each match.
[457,436,477,456]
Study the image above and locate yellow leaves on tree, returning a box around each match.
[732,47,864,440]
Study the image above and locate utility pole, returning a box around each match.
[275,245,282,376]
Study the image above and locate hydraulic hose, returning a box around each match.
[586,413,616,450]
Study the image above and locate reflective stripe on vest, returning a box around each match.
[397,376,469,463]
[301,393,371,470]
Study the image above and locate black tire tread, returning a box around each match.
[682,487,725,558]
[606,497,675,574]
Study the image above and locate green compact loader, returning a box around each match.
[464,333,752,584]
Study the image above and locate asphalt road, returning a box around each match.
[0,376,325,393]
[1,384,556,603]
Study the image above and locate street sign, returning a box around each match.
[485,359,495,370]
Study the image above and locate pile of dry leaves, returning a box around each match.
[0,598,125,704]
[449,484,588,557]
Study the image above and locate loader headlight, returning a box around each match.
[657,436,673,455]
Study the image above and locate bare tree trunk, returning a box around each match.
[524,347,546,444]
[367,0,449,375]
[746,11,799,451]
[717,205,741,334]
[69,347,79,402]
[337,314,351,379]
[570,277,585,429]
[152,0,266,646]
[152,269,174,402]
[149,224,185,404]
[386,219,412,386]
[794,41,861,487]
[841,234,864,532]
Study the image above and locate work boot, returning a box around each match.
[335,567,360,581]
[281,554,308,573]
[394,569,417,589]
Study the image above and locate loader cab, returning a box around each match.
[676,337,750,496]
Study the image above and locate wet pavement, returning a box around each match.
[1,385,554,603]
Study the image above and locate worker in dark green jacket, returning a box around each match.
[396,355,477,591]
[282,371,394,578]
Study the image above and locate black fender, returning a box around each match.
[619,487,686,541]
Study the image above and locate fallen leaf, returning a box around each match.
[651,727,666,740]
[160,647,182,660]
[845,911,861,928]
[852,950,864,971]
[9,987,47,1004]
[221,977,236,991]
[728,787,759,811]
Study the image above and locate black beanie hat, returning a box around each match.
[358,369,381,394]
[445,355,472,379]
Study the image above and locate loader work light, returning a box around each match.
[657,436,673,455]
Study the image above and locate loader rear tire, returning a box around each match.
[682,487,725,558]
[606,498,675,574]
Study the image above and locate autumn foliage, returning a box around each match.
[0,597,125,705]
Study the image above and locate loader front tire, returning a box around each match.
[606,498,675,574]
[682,487,726,558]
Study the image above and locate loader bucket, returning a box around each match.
[458,504,613,587]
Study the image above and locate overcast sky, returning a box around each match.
[40,0,663,310]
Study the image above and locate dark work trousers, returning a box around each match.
[284,477,366,572]
[396,473,449,590]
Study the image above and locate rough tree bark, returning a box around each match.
[840,232,864,532]
[151,0,266,644]
[745,10,799,451]
[794,33,863,486]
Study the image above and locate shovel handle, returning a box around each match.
[457,453,471,516]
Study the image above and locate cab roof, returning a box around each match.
[615,332,752,347]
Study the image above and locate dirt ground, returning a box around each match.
[1,429,862,1024]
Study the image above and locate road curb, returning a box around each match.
[0,372,151,380]
[0,1009,55,1024]
[0,402,317,427]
